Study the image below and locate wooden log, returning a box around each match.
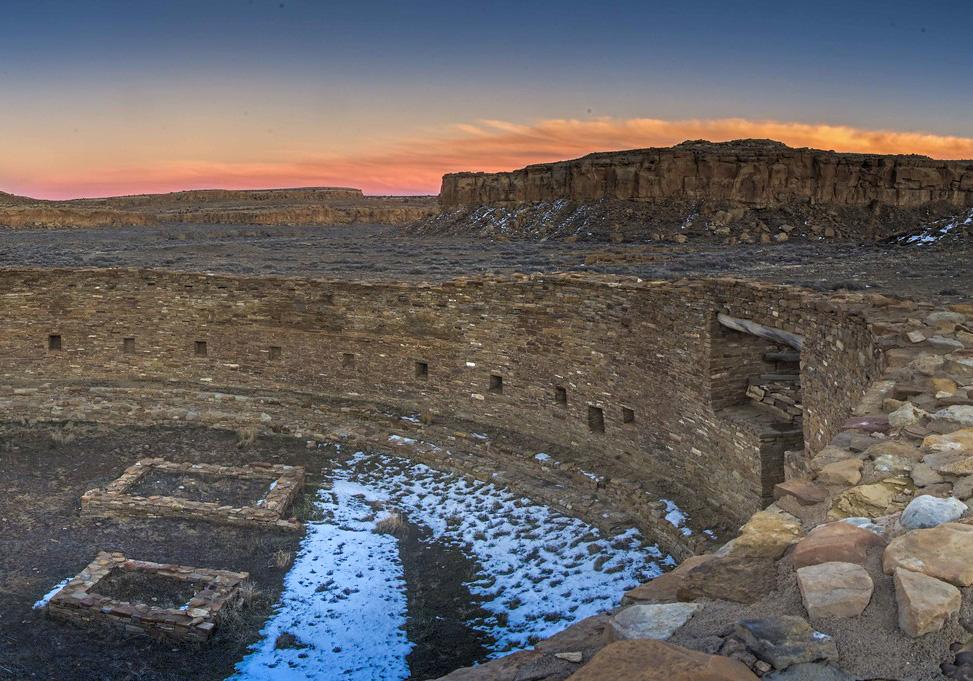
[717,313,804,351]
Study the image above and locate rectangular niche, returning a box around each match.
[46,551,249,643]
[123,337,136,353]
[489,374,503,394]
[555,386,568,405]
[587,405,606,433]
[622,406,635,424]
[81,458,305,531]
[48,334,62,351]
[415,360,429,379]
[268,345,282,360]
[194,340,208,357]
[342,352,356,368]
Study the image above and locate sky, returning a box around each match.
[2,0,972,199]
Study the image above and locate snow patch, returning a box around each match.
[33,578,71,610]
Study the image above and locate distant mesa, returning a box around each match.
[410,138,973,243]
[0,186,438,229]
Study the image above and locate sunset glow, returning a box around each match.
[8,117,973,200]
[2,1,971,199]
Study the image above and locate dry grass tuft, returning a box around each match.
[374,511,406,536]
[235,426,258,449]
[218,580,267,644]
[270,549,293,570]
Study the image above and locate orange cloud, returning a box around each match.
[17,117,973,199]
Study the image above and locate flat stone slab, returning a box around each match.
[734,616,838,670]
[883,523,973,586]
[566,639,758,681]
[81,457,304,531]
[797,561,873,618]
[46,551,248,643]
[791,522,886,569]
[609,603,702,641]
[894,567,961,637]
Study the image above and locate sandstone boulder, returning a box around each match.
[791,522,885,568]
[924,428,973,455]
[883,522,973,586]
[927,311,967,328]
[863,439,924,461]
[935,406,973,427]
[894,567,962,637]
[954,475,973,500]
[734,616,838,670]
[900,495,967,529]
[796,561,873,619]
[944,354,973,381]
[609,603,701,641]
[816,459,862,487]
[828,482,897,519]
[565,639,758,681]
[923,450,973,476]
[773,480,828,506]
[623,555,713,605]
[889,402,925,428]
[910,462,944,487]
[677,555,777,604]
[718,509,803,559]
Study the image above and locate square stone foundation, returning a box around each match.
[81,458,304,531]
[47,551,249,643]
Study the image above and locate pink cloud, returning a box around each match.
[16,117,973,199]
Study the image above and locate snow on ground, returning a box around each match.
[230,475,410,681]
[897,208,973,246]
[233,448,669,680]
[345,451,667,655]
[32,577,71,609]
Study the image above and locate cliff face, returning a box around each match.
[441,140,973,208]
[418,140,973,242]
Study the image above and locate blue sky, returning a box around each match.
[2,0,970,197]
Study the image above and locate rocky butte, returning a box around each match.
[412,139,973,242]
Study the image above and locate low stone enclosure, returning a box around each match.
[5,266,973,677]
[81,458,305,531]
[47,551,248,643]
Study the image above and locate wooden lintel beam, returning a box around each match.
[717,313,804,351]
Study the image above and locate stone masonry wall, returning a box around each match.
[0,269,880,526]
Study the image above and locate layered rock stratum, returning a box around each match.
[411,139,973,242]
[0,187,437,228]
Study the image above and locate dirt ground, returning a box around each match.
[0,423,514,681]
[0,224,968,303]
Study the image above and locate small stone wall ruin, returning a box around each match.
[47,551,248,643]
[81,458,305,531]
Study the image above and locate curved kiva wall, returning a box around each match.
[0,269,881,537]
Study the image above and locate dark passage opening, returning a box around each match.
[622,406,635,424]
[489,374,503,394]
[712,314,805,506]
[587,405,605,433]
[48,334,62,351]
[194,340,208,357]
[555,385,567,405]
[415,361,429,379]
